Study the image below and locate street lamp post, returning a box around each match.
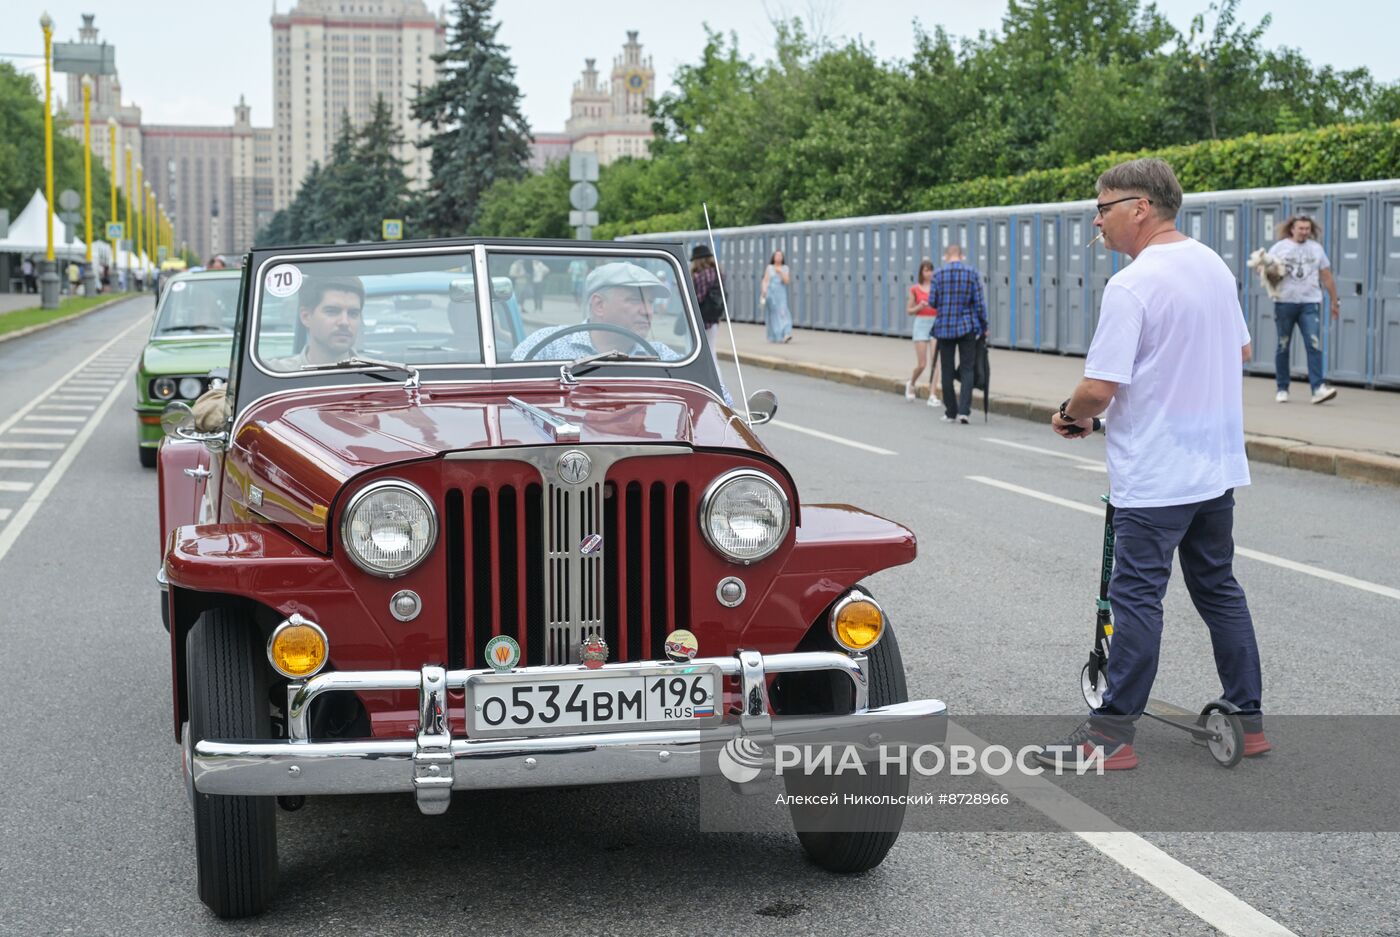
[135,164,143,288]
[124,144,132,289]
[81,75,98,296]
[108,117,117,286]
[38,12,60,309]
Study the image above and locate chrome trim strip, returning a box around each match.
[473,243,497,368]
[507,396,581,441]
[413,665,453,814]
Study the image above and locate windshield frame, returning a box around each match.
[150,271,242,339]
[246,242,701,379]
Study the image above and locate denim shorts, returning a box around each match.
[911,315,937,341]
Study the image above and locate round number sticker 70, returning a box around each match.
[264,263,303,298]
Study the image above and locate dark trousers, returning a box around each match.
[1093,490,1262,743]
[938,332,977,418]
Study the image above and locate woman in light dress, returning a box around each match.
[760,249,793,343]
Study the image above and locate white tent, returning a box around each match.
[0,189,89,260]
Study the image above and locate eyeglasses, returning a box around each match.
[1095,196,1152,217]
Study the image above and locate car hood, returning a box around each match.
[142,336,234,375]
[228,380,773,552]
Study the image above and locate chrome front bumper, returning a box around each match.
[191,650,948,815]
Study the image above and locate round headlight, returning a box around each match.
[700,469,790,563]
[152,377,176,400]
[341,480,438,577]
[178,376,203,399]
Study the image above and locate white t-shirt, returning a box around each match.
[1084,238,1251,508]
[1269,237,1329,303]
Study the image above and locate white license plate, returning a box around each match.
[466,666,723,737]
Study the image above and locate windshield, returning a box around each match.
[252,249,695,373]
[154,277,239,335]
[492,251,695,365]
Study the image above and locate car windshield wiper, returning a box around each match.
[300,355,421,389]
[562,348,658,383]
[159,325,228,333]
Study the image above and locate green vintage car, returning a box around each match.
[135,270,241,467]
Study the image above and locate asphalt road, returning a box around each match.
[1,303,1396,936]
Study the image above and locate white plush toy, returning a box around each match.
[1246,248,1286,300]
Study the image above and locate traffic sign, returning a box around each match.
[382,218,404,240]
[157,246,167,262]
[569,211,599,226]
[59,189,81,212]
[106,221,124,240]
[569,182,598,212]
[59,211,81,244]
[569,152,599,182]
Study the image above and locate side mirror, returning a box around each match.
[746,389,778,426]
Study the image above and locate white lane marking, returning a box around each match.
[39,405,97,412]
[47,395,105,401]
[768,419,896,455]
[6,428,77,436]
[23,415,88,423]
[0,481,35,492]
[0,364,134,565]
[0,459,52,469]
[0,442,64,450]
[1075,464,1109,473]
[0,509,10,522]
[0,317,145,444]
[984,437,1103,466]
[968,475,1400,601]
[947,722,1300,937]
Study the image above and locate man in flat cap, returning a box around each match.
[511,261,681,362]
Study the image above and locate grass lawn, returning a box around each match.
[0,293,126,337]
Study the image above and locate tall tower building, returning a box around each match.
[270,0,447,211]
[540,31,654,169]
[59,14,142,196]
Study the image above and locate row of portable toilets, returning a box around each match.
[625,179,1400,388]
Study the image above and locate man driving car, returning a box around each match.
[511,262,682,362]
[267,276,365,371]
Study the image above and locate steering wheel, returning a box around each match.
[522,322,656,361]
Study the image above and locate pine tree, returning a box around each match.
[411,0,532,236]
[355,96,411,239]
[325,113,365,241]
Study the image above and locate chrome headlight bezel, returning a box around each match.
[151,376,177,401]
[698,468,791,565]
[177,376,204,399]
[339,479,439,578]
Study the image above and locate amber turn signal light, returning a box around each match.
[829,594,884,652]
[267,615,329,679]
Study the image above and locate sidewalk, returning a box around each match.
[716,322,1400,487]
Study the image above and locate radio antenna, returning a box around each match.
[703,203,750,423]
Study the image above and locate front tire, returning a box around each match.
[186,608,278,918]
[139,444,157,468]
[784,620,910,874]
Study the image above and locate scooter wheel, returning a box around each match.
[1201,709,1245,768]
[1080,660,1107,709]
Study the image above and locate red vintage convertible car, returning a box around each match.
[157,237,946,918]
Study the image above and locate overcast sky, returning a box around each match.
[8,0,1394,130]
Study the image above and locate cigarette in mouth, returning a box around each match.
[1085,233,1104,249]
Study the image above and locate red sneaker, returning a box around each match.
[1243,731,1272,757]
[1034,722,1139,771]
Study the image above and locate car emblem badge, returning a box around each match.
[663,629,699,663]
[248,485,264,507]
[556,449,591,485]
[579,533,603,556]
[484,635,521,672]
[579,634,608,669]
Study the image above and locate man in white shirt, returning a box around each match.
[1269,215,1339,404]
[1037,158,1269,771]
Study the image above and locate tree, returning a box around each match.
[473,158,570,238]
[411,0,531,236]
[354,96,412,238]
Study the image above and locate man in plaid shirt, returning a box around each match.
[929,245,989,422]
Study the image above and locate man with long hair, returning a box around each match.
[1270,215,1339,404]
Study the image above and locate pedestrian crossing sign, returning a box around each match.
[106,221,124,240]
[382,219,403,240]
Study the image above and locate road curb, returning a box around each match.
[0,294,138,345]
[721,349,1400,488]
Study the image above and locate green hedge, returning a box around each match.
[601,121,1400,237]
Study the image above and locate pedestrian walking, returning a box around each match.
[531,258,550,312]
[690,244,726,355]
[905,259,941,407]
[928,244,987,423]
[21,256,36,293]
[1040,157,1268,771]
[100,264,111,293]
[66,260,80,294]
[759,249,793,343]
[1269,215,1339,404]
